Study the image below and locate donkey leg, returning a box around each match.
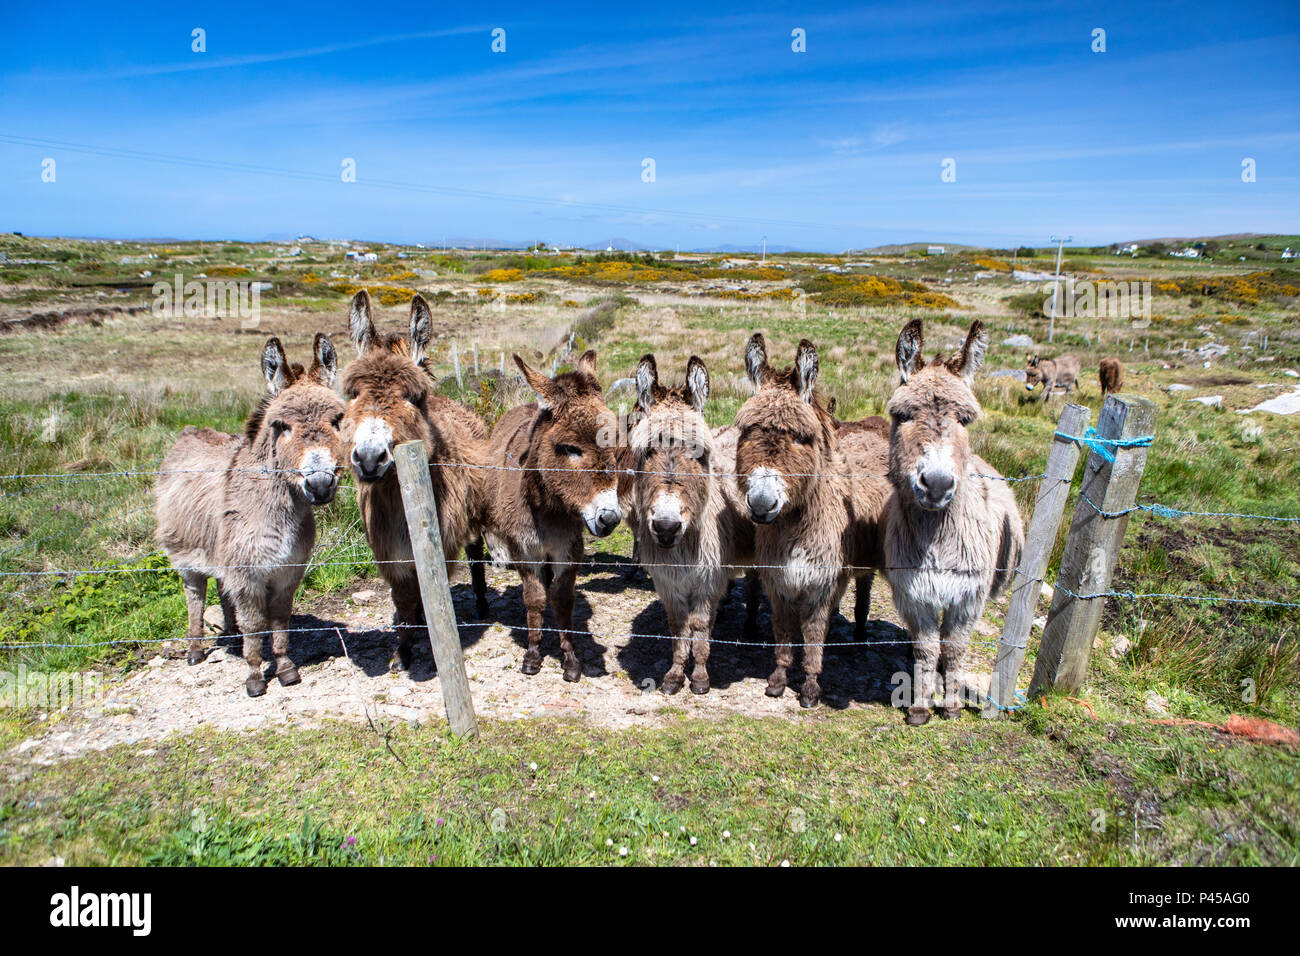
[519,569,547,676]
[269,588,299,687]
[854,571,874,642]
[239,604,269,698]
[181,572,208,665]
[798,603,831,708]
[938,608,976,719]
[550,566,582,682]
[215,578,238,635]
[466,537,491,620]
[661,606,687,695]
[766,593,795,698]
[390,571,423,672]
[743,571,761,640]
[906,620,942,726]
[687,609,714,695]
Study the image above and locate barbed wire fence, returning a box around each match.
[1,395,1297,731]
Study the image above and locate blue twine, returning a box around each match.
[1055,427,1154,464]
[1053,583,1300,609]
[984,690,1028,713]
[1077,493,1300,523]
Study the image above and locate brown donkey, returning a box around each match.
[625,354,758,695]
[886,319,1025,725]
[342,290,493,671]
[487,351,622,681]
[1099,356,1124,395]
[734,334,891,707]
[156,335,345,697]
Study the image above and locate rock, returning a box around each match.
[1002,334,1035,349]
[1040,582,1054,600]
[1032,615,1047,631]
[989,369,1027,381]
[203,604,227,634]
[1189,395,1222,408]
[1110,634,1131,659]
[1165,383,1193,392]
[1143,690,1168,717]
[351,589,376,603]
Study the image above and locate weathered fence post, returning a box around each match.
[394,440,479,738]
[982,403,1090,717]
[1028,395,1157,696]
[451,342,463,390]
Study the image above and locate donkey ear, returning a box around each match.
[514,355,560,409]
[309,332,338,387]
[409,294,433,366]
[745,333,771,388]
[262,337,291,396]
[635,354,659,412]
[896,319,924,384]
[794,339,819,404]
[685,356,709,414]
[574,349,598,379]
[348,290,376,356]
[955,320,988,383]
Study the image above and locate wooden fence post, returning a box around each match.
[1028,395,1157,696]
[982,402,1090,717]
[394,440,479,738]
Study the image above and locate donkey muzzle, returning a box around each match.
[583,489,621,537]
[651,514,683,548]
[745,468,786,524]
[303,470,338,505]
[351,445,392,481]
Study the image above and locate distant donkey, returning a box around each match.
[886,319,1025,725]
[156,335,345,697]
[1024,353,1080,395]
[1099,356,1124,395]
[624,354,758,695]
[342,290,493,672]
[487,351,622,681]
[734,334,891,707]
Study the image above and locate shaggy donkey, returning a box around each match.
[487,351,622,681]
[625,354,758,695]
[886,319,1025,725]
[1024,353,1080,394]
[156,335,345,697]
[343,290,493,671]
[1099,356,1124,395]
[734,334,891,707]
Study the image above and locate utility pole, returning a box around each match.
[761,236,767,263]
[1048,235,1073,344]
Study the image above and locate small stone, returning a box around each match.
[1039,582,1054,600]
[1002,334,1035,349]
[1110,634,1132,659]
[203,605,227,634]
[1189,395,1222,408]
[1165,383,1193,392]
[352,590,376,603]
[1143,690,1168,716]
[1031,616,1047,632]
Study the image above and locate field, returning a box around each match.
[2,234,1298,865]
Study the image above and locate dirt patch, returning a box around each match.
[9,565,1001,763]
[0,304,149,335]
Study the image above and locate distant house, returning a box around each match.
[926,245,946,255]
[1168,247,1200,258]
[1113,243,1139,256]
[1282,248,1296,260]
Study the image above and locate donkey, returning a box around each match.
[156,335,345,697]
[886,319,1025,725]
[734,334,891,707]
[1024,353,1080,394]
[1099,356,1124,395]
[486,351,621,681]
[342,290,493,671]
[626,354,758,695]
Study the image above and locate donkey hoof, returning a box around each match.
[765,681,786,698]
[187,648,206,666]
[799,682,821,709]
[689,677,710,696]
[939,702,963,720]
[661,673,685,695]
[521,652,542,676]
[245,677,268,698]
[276,664,301,687]
[562,660,582,683]
[905,706,931,727]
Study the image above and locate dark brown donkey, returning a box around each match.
[486,351,622,681]
[342,290,493,671]
[156,335,345,697]
[734,334,891,707]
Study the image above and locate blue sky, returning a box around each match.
[1,1,1297,250]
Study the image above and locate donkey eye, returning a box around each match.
[793,434,813,446]
[271,420,290,439]
[956,410,976,426]
[555,443,583,459]
[331,413,344,430]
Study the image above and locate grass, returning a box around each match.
[2,234,1298,866]
[2,709,1295,866]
